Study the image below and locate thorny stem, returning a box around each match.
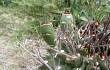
[64,40,73,55]
[66,32,78,55]
[36,46,79,60]
[49,52,56,70]
[36,47,91,65]
[18,42,53,70]
[57,27,77,55]
[55,59,60,70]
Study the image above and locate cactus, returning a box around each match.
[60,8,75,35]
[40,21,56,47]
[39,8,110,70]
[80,60,88,70]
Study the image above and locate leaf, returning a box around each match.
[80,16,88,21]
[104,5,110,12]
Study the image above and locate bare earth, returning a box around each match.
[0,36,20,70]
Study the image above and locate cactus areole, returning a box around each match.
[40,21,56,47]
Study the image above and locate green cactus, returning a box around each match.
[55,54,66,65]
[99,63,106,70]
[61,42,73,54]
[40,21,56,47]
[86,65,92,70]
[65,57,82,69]
[80,60,88,70]
[77,48,87,56]
[60,8,75,35]
[38,65,49,70]
[37,1,109,69]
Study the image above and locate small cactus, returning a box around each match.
[40,21,56,47]
[60,8,75,35]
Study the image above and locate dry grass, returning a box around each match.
[0,6,47,70]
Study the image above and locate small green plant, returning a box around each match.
[0,0,15,7]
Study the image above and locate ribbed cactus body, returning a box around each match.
[80,60,88,70]
[41,21,56,47]
[99,63,106,70]
[86,65,92,70]
[60,8,75,35]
